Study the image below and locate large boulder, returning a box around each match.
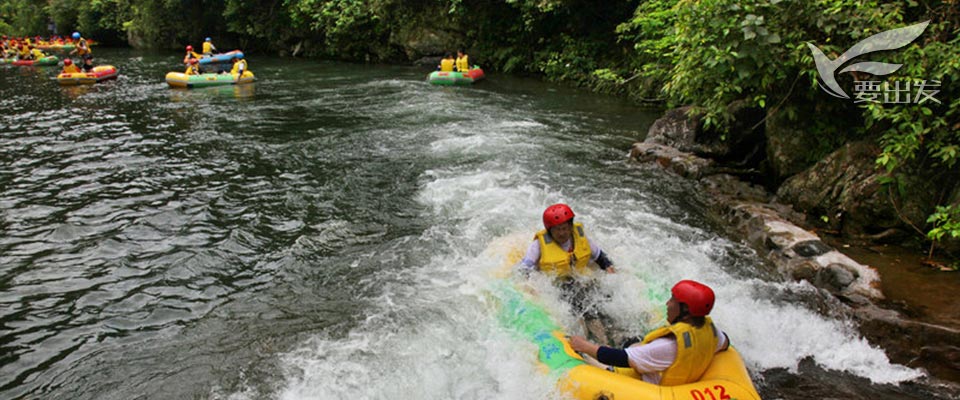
[389,25,461,61]
[765,106,825,182]
[644,101,765,168]
[629,142,714,179]
[776,141,937,241]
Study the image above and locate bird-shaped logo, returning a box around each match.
[807,21,930,99]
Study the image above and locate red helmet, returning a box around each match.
[186,45,193,51]
[671,280,715,317]
[63,59,72,65]
[542,203,575,229]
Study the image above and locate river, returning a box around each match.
[0,48,953,399]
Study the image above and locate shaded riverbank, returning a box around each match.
[630,139,960,396]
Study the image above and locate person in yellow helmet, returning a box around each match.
[61,58,81,74]
[455,48,469,72]
[517,203,616,345]
[570,280,730,386]
[437,52,455,72]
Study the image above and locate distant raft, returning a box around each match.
[165,71,255,88]
[194,51,244,73]
[11,56,59,66]
[427,66,485,86]
[36,44,77,51]
[56,65,119,85]
[197,50,243,66]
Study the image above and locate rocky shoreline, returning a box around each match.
[628,110,960,387]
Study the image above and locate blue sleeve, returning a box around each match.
[597,346,630,367]
[595,250,613,270]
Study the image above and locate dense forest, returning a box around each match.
[2,0,958,259]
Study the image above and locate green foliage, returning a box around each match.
[2,0,958,255]
[286,0,390,59]
[0,0,48,36]
[613,0,679,98]
[928,204,960,242]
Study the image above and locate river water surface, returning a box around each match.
[0,48,954,399]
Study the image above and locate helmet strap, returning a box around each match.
[669,310,687,325]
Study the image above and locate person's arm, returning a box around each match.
[625,337,678,374]
[588,239,615,273]
[717,330,730,352]
[235,62,245,80]
[570,336,631,368]
[516,240,540,276]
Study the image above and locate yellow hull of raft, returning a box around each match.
[165,71,255,88]
[493,240,761,400]
[56,65,119,86]
[558,339,762,400]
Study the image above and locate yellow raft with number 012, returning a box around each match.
[492,242,761,400]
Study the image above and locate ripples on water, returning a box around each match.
[0,49,953,400]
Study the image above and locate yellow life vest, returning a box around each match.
[62,64,81,74]
[455,55,469,72]
[440,58,455,72]
[640,316,720,386]
[31,49,44,59]
[202,42,215,54]
[185,64,199,75]
[231,59,247,76]
[77,38,91,55]
[534,222,593,279]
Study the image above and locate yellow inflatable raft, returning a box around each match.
[165,70,255,88]
[561,339,761,400]
[491,241,761,400]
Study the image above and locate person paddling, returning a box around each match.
[185,58,200,75]
[437,52,455,72]
[570,280,731,386]
[69,32,93,71]
[202,37,218,56]
[61,58,81,74]
[455,48,470,72]
[230,53,248,81]
[183,45,201,64]
[517,203,616,345]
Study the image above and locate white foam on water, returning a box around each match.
[273,91,923,400]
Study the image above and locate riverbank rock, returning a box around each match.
[633,108,960,386]
[643,102,765,168]
[390,25,460,61]
[629,142,714,179]
[776,141,939,243]
[629,144,883,299]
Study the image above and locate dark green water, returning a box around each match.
[0,48,952,400]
